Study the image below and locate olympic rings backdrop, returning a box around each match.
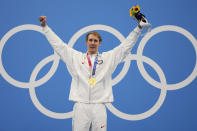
[1,0,197,131]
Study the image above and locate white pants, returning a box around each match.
[72,102,107,131]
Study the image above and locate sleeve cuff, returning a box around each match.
[42,25,50,33]
[134,26,142,33]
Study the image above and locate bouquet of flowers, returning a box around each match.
[130,5,146,22]
[130,5,151,34]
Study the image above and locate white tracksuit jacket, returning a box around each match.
[43,26,141,104]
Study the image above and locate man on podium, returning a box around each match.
[38,11,150,131]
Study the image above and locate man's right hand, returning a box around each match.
[38,16,47,27]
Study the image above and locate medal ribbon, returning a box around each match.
[87,53,98,77]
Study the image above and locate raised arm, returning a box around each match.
[38,16,80,65]
[109,24,142,72]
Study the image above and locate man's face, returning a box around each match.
[86,34,100,54]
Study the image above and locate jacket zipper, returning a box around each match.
[88,85,91,103]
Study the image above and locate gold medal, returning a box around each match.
[88,77,96,86]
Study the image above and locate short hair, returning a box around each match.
[86,31,102,42]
